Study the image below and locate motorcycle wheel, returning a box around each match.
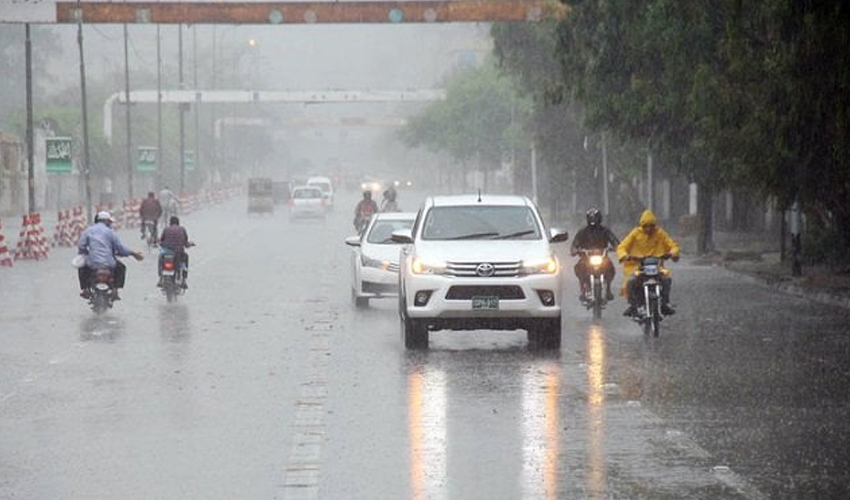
[164,279,177,303]
[592,280,603,320]
[92,292,109,314]
[651,307,661,337]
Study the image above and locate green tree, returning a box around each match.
[400,59,529,191]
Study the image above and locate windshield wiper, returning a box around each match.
[446,231,499,240]
[493,230,536,239]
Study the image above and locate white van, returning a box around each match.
[306,176,334,208]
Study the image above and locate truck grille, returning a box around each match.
[445,261,521,278]
[445,285,525,300]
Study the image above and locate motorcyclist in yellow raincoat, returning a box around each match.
[617,210,681,317]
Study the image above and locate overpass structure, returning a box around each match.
[103,89,446,144]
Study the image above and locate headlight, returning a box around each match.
[588,255,604,267]
[411,256,447,275]
[521,256,558,275]
[361,255,389,270]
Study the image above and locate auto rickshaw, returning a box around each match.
[247,177,274,215]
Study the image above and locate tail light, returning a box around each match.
[163,261,175,271]
[96,269,112,283]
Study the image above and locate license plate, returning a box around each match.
[162,270,174,276]
[472,296,499,310]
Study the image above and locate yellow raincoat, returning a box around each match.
[616,210,681,295]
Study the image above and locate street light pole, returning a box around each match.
[193,25,200,184]
[178,24,186,193]
[123,23,133,198]
[25,23,35,214]
[78,18,93,221]
[156,24,163,188]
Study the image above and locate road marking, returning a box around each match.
[278,300,337,500]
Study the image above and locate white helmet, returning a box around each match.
[95,211,114,224]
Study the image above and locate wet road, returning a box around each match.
[1,191,848,499]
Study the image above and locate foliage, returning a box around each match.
[400,59,530,173]
[523,0,850,255]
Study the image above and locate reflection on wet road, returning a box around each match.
[2,193,849,499]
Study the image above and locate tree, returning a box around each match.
[400,59,528,191]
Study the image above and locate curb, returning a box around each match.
[723,265,850,311]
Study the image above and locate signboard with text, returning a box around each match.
[184,150,195,171]
[46,137,72,174]
[137,146,157,172]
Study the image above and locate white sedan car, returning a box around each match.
[289,186,327,220]
[345,212,416,308]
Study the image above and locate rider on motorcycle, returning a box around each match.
[617,210,680,317]
[381,186,400,212]
[159,216,191,289]
[570,207,620,302]
[159,185,179,225]
[77,211,143,300]
[139,191,163,241]
[353,190,378,231]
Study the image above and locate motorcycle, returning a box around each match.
[631,255,670,337]
[87,267,117,314]
[354,213,372,234]
[158,244,193,303]
[578,248,611,320]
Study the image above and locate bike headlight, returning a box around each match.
[411,256,447,275]
[589,255,604,267]
[521,256,558,275]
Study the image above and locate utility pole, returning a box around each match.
[601,132,609,219]
[179,24,186,193]
[78,18,93,221]
[123,23,133,198]
[646,149,654,212]
[25,24,35,214]
[156,24,163,188]
[530,141,538,205]
[193,25,200,185]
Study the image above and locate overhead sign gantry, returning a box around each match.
[0,1,568,24]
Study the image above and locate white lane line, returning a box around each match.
[278,304,336,500]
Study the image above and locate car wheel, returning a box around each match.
[400,308,428,349]
[528,316,561,349]
[355,295,369,309]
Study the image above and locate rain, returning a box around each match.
[1,2,849,499]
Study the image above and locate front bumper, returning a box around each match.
[402,273,562,322]
[357,267,399,298]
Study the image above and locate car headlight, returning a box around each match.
[521,256,558,275]
[589,255,604,267]
[411,256,447,275]
[361,254,390,270]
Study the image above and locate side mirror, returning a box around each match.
[391,229,413,244]
[345,236,361,247]
[549,228,569,243]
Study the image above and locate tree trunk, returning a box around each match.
[696,184,715,255]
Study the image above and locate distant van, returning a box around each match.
[306,176,334,207]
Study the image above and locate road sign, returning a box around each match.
[52,1,567,24]
[137,146,157,172]
[45,137,72,174]
[184,150,195,171]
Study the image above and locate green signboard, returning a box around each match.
[184,150,196,171]
[137,146,157,172]
[46,137,72,174]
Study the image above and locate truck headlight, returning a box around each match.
[411,256,447,275]
[361,254,389,270]
[521,256,558,275]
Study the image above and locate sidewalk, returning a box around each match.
[681,231,850,310]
